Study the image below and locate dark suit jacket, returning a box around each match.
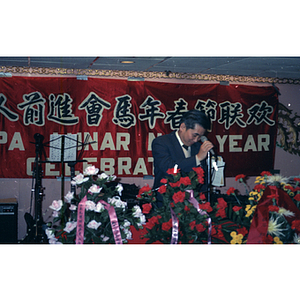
[152,131,208,204]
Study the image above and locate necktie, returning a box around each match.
[182,145,189,151]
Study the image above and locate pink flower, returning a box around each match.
[71,173,89,185]
[64,221,77,233]
[87,220,102,230]
[88,184,102,194]
[84,165,99,175]
[85,200,96,211]
[49,200,63,211]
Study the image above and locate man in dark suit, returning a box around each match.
[152,109,214,206]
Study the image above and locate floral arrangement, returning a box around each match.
[137,165,244,244]
[46,166,146,244]
[227,172,300,244]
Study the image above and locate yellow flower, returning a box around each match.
[245,205,257,217]
[230,232,243,244]
[273,236,283,244]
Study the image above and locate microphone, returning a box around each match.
[200,136,218,171]
[200,136,215,157]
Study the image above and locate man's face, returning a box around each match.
[178,123,206,146]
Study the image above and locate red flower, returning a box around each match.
[160,178,167,184]
[184,205,190,212]
[226,187,235,196]
[266,193,279,202]
[162,219,173,231]
[193,166,204,184]
[291,220,300,231]
[235,174,246,182]
[262,235,273,244]
[195,223,205,232]
[215,208,226,218]
[189,220,196,230]
[237,227,248,236]
[217,197,228,209]
[261,171,272,177]
[145,216,160,230]
[268,205,279,212]
[142,203,152,214]
[169,181,181,187]
[293,178,300,183]
[199,202,213,213]
[137,184,152,199]
[179,176,192,186]
[232,206,242,212]
[158,185,167,194]
[199,193,206,201]
[254,184,266,192]
[172,191,185,203]
[167,167,180,175]
[294,194,300,202]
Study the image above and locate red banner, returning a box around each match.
[0,76,278,178]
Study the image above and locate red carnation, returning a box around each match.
[291,220,300,231]
[262,235,273,244]
[172,191,185,203]
[237,227,248,236]
[232,206,242,212]
[199,202,213,213]
[217,197,228,209]
[293,178,300,183]
[216,208,226,218]
[199,193,206,201]
[254,184,266,192]
[142,203,152,214]
[162,219,173,231]
[235,174,246,182]
[226,187,235,196]
[294,194,300,202]
[268,205,279,212]
[261,171,272,177]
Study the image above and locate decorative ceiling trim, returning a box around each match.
[1,65,300,84]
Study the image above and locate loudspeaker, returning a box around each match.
[0,198,18,243]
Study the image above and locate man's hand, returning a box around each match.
[196,140,214,161]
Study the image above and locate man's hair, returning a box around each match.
[179,109,210,130]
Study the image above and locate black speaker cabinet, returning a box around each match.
[0,198,18,243]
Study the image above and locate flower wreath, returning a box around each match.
[46,165,146,244]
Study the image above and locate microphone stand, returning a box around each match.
[207,151,211,203]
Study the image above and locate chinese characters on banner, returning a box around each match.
[0,76,278,178]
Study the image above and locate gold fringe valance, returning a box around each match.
[1,65,300,84]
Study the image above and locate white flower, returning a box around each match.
[139,214,146,225]
[64,191,74,203]
[87,220,102,230]
[293,233,300,244]
[132,205,143,218]
[122,219,131,228]
[49,200,63,211]
[95,202,105,213]
[71,173,89,185]
[88,184,102,194]
[49,238,62,244]
[69,204,77,211]
[268,215,285,237]
[84,165,99,176]
[98,172,109,180]
[265,175,289,186]
[278,207,295,218]
[108,175,117,182]
[116,183,123,196]
[124,229,132,240]
[52,211,59,217]
[85,200,96,211]
[64,221,77,233]
[45,228,55,239]
[108,196,127,210]
[101,235,110,242]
